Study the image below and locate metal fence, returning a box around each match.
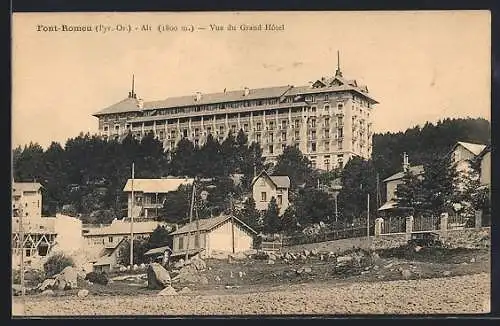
[381,216,406,234]
[261,241,283,253]
[447,214,470,230]
[413,214,440,232]
[282,227,368,247]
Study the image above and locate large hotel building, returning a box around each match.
[93,63,378,171]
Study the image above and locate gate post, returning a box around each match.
[405,216,413,241]
[375,218,383,237]
[474,210,482,229]
[440,212,449,232]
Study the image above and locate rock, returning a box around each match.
[414,246,422,252]
[284,253,292,260]
[311,248,319,256]
[231,252,248,260]
[230,271,234,278]
[191,257,207,271]
[289,253,297,260]
[303,250,310,257]
[373,265,380,271]
[443,271,452,277]
[401,269,412,279]
[243,249,258,256]
[174,259,185,269]
[41,289,54,296]
[147,263,171,289]
[55,266,79,290]
[133,264,139,271]
[303,267,312,274]
[337,255,353,263]
[371,252,381,262]
[268,253,277,261]
[119,266,127,272]
[267,259,275,265]
[361,271,370,275]
[85,272,109,285]
[38,278,56,291]
[77,289,89,298]
[470,257,476,263]
[77,269,87,280]
[238,271,244,278]
[140,263,146,270]
[215,276,221,282]
[179,287,191,295]
[299,254,307,260]
[199,276,209,285]
[158,285,177,296]
[12,284,22,296]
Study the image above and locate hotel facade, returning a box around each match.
[93,65,378,171]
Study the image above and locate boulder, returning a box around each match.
[199,276,209,285]
[77,269,87,281]
[268,253,277,261]
[38,278,56,291]
[174,259,185,269]
[303,267,312,274]
[140,263,146,270]
[299,254,307,260]
[85,272,109,285]
[470,257,476,263]
[191,257,207,271]
[133,264,139,271]
[147,263,171,289]
[179,286,191,295]
[215,276,221,282]
[158,285,178,296]
[243,249,257,256]
[337,255,353,263]
[177,264,205,284]
[55,266,79,290]
[414,246,423,252]
[77,289,89,298]
[12,284,22,296]
[231,252,248,260]
[41,289,54,296]
[311,248,319,256]
[303,250,310,257]
[401,269,412,279]
[443,271,451,277]
[267,259,275,265]
[119,266,127,272]
[284,252,292,260]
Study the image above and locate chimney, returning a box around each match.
[195,92,202,102]
[403,152,409,173]
[243,87,250,96]
[137,99,144,109]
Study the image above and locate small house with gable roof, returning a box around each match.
[251,170,290,215]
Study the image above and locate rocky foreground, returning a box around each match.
[13,272,490,316]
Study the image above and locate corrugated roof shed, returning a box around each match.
[170,215,257,236]
[123,178,194,193]
[85,220,164,237]
[383,165,425,183]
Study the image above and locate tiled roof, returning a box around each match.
[270,176,291,188]
[12,182,42,194]
[456,142,487,156]
[170,214,257,236]
[144,245,172,256]
[383,165,425,183]
[93,97,142,116]
[123,178,194,193]
[145,86,293,110]
[84,219,164,236]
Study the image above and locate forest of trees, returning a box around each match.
[12,117,491,232]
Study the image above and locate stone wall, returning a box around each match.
[284,228,490,253]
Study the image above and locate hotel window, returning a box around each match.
[337,103,344,110]
[311,106,317,113]
[325,117,330,126]
[183,129,188,138]
[178,236,184,249]
[243,123,249,132]
[324,129,330,138]
[338,140,343,150]
[338,128,343,138]
[311,119,316,128]
[270,133,274,142]
[261,192,267,202]
[311,142,317,152]
[311,130,316,140]
[311,160,317,168]
[311,95,316,103]
[294,130,300,140]
[269,145,274,154]
[281,132,286,141]
[207,127,212,134]
[338,155,344,167]
[103,126,109,132]
[282,144,286,152]
[277,195,283,206]
[219,126,224,134]
[324,105,330,112]
[256,134,261,142]
[295,120,300,128]
[195,234,200,248]
[324,94,329,101]
[158,131,164,140]
[125,124,131,130]
[231,125,236,132]
[257,122,262,131]
[170,141,175,148]
[324,141,330,151]
[281,120,287,129]
[195,128,199,137]
[108,237,113,243]
[269,121,274,130]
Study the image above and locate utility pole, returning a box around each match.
[334,194,338,223]
[367,193,370,241]
[19,207,25,298]
[185,180,196,261]
[130,163,135,267]
[230,193,235,254]
[376,173,381,209]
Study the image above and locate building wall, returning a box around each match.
[480,152,491,186]
[53,214,84,253]
[252,176,289,215]
[172,231,207,252]
[126,192,165,218]
[206,221,254,256]
[97,89,375,171]
[84,233,149,250]
[12,190,42,220]
[452,145,476,172]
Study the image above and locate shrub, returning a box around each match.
[43,253,75,277]
[85,271,109,285]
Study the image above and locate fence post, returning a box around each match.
[405,216,413,241]
[375,218,383,237]
[440,212,449,232]
[474,210,482,229]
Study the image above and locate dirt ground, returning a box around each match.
[12,246,491,316]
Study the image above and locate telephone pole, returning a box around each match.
[130,163,135,267]
[230,193,235,254]
[367,193,370,242]
[19,207,25,298]
[185,180,196,261]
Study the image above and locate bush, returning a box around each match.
[85,271,109,285]
[43,253,75,277]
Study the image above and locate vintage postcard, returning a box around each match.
[11,11,491,317]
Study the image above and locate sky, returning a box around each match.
[12,11,491,149]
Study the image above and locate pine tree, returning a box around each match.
[395,170,424,212]
[169,138,196,177]
[421,155,457,213]
[273,146,317,189]
[146,225,173,250]
[237,197,262,231]
[263,197,281,234]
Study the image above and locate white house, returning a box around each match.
[251,170,290,215]
[170,215,257,258]
[12,182,43,219]
[449,141,487,173]
[123,177,194,219]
